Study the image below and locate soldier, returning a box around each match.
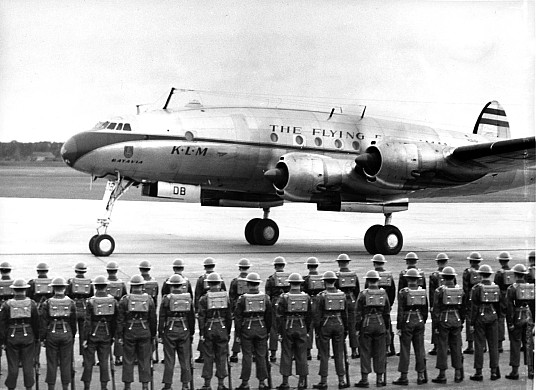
[28,262,53,307]
[0,279,39,390]
[312,271,348,390]
[40,277,77,390]
[138,260,159,363]
[161,258,193,297]
[334,253,360,359]
[302,257,324,360]
[105,261,127,366]
[367,254,396,356]
[159,274,195,390]
[229,258,252,363]
[393,268,428,386]
[198,272,233,390]
[462,251,482,354]
[66,262,93,355]
[493,251,513,353]
[195,257,228,363]
[527,250,535,284]
[431,266,465,384]
[428,253,451,355]
[276,273,312,390]
[397,252,426,292]
[505,263,535,380]
[0,262,14,374]
[355,270,390,388]
[468,264,501,381]
[117,274,157,390]
[234,272,272,390]
[81,275,118,390]
[265,256,290,362]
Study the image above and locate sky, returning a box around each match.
[0,0,534,142]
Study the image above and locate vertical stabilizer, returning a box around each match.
[473,101,510,139]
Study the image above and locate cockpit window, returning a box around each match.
[107,122,117,129]
[116,123,123,130]
[93,121,109,130]
[123,123,132,131]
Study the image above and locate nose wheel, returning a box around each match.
[364,214,403,255]
[244,208,279,246]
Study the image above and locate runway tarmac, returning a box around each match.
[0,197,534,389]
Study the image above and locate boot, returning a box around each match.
[230,353,238,363]
[428,346,437,355]
[142,383,149,390]
[432,369,446,384]
[417,371,427,385]
[354,373,369,388]
[162,383,172,390]
[195,354,204,363]
[338,375,349,388]
[235,382,250,390]
[297,375,307,390]
[454,368,463,383]
[376,373,386,387]
[277,376,290,390]
[491,367,500,381]
[470,368,483,381]
[101,381,109,390]
[393,372,408,386]
[124,383,131,390]
[463,341,474,354]
[313,376,327,389]
[351,348,359,359]
[506,366,519,380]
[529,365,534,379]
[269,351,277,362]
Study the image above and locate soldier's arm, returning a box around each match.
[83,300,92,341]
[39,300,49,341]
[69,301,77,337]
[469,286,478,325]
[0,302,8,344]
[234,296,244,337]
[224,299,233,334]
[354,276,360,298]
[312,294,322,330]
[428,277,435,311]
[422,293,429,323]
[188,304,196,337]
[355,293,363,331]
[396,290,404,329]
[264,296,273,334]
[275,295,285,335]
[198,296,207,336]
[158,296,167,338]
[110,301,118,338]
[116,297,126,340]
[382,293,391,326]
[432,289,441,322]
[505,287,515,327]
[305,296,313,332]
[148,299,157,338]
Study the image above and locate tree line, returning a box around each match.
[0,141,63,160]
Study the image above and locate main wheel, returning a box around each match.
[364,224,383,254]
[253,219,279,246]
[89,234,98,255]
[90,234,116,257]
[374,225,403,255]
[245,218,261,245]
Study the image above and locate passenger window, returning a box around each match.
[116,123,123,130]
[107,122,117,130]
[124,123,132,131]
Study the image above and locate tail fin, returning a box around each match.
[473,101,510,139]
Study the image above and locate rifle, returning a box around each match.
[71,344,76,390]
[150,341,155,390]
[190,341,195,390]
[343,340,350,386]
[526,323,534,373]
[35,342,40,390]
[110,344,116,390]
[265,350,273,389]
[227,347,232,390]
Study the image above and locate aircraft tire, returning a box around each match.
[89,234,99,255]
[245,218,261,245]
[91,234,115,257]
[374,225,403,255]
[364,224,383,254]
[253,219,279,246]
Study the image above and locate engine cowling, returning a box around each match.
[354,142,446,189]
[264,153,348,201]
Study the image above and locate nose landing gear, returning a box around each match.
[244,208,279,246]
[363,213,403,255]
[89,174,135,256]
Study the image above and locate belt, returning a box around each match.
[167,317,188,331]
[322,314,342,327]
[285,315,305,329]
[515,306,531,321]
[442,309,460,322]
[128,318,147,330]
[92,320,109,336]
[49,319,70,333]
[208,317,225,331]
[364,313,383,327]
[404,310,423,323]
[246,315,265,329]
[9,323,30,337]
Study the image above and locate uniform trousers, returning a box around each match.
[398,320,426,373]
[358,316,386,375]
[317,317,345,377]
[5,327,36,389]
[45,329,74,385]
[122,325,152,383]
[280,320,308,376]
[239,321,269,381]
[474,319,499,369]
[435,323,463,370]
[162,323,192,385]
[202,322,229,379]
[81,327,112,383]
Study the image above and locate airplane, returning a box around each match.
[60,88,536,257]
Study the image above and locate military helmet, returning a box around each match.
[467,252,483,262]
[10,279,30,289]
[435,253,449,261]
[0,262,12,270]
[512,263,528,274]
[336,253,351,262]
[74,262,87,272]
[138,260,152,269]
[371,254,386,263]
[404,252,419,261]
[36,262,50,271]
[246,272,262,283]
[106,261,119,271]
[272,256,287,265]
[206,272,223,283]
[287,273,304,283]
[92,275,108,285]
[322,271,338,280]
[496,251,512,261]
[49,277,68,287]
[305,257,320,266]
[439,266,457,276]
[167,274,184,285]
[365,270,380,279]
[203,257,216,267]
[477,264,493,274]
[236,258,252,268]
[129,275,145,285]
[172,258,185,267]
[404,268,420,278]
[529,250,535,261]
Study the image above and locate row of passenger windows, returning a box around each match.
[270,133,362,151]
[93,121,132,131]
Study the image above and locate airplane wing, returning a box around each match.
[447,136,535,172]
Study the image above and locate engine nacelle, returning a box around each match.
[355,142,446,189]
[264,153,348,202]
[142,182,201,202]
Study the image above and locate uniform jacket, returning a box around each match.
[117,292,157,338]
[234,292,272,336]
[396,287,428,329]
[276,291,312,334]
[158,292,196,338]
[83,292,118,341]
[0,297,40,344]
[355,287,391,331]
[39,295,77,340]
[312,288,348,332]
[198,291,232,336]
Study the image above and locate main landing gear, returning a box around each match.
[89,174,135,257]
[363,213,403,255]
[244,208,280,246]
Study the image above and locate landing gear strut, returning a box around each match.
[89,173,135,256]
[244,208,279,246]
[363,213,403,255]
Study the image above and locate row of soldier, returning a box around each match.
[0,250,534,390]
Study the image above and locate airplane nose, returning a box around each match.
[61,135,78,167]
